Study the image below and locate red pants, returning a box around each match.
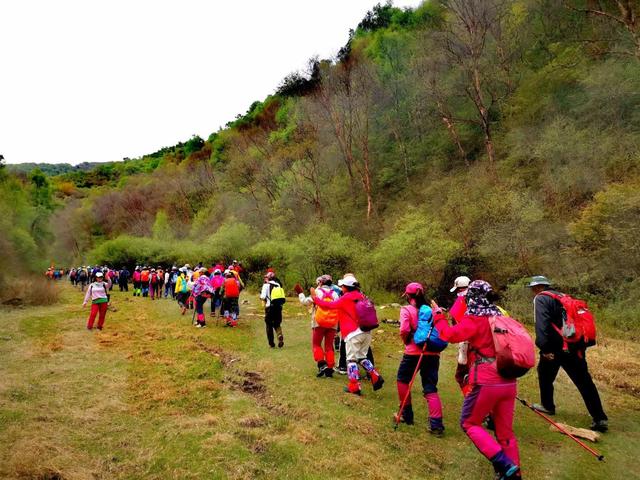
[312,327,336,368]
[87,302,108,329]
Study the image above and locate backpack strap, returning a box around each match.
[537,291,569,349]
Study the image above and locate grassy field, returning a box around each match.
[1,284,639,480]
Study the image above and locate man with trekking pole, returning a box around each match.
[526,275,608,432]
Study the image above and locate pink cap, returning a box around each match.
[404,282,424,296]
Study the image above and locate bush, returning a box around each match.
[362,210,461,295]
[1,276,59,306]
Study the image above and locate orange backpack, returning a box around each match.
[314,288,339,328]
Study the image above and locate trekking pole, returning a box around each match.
[393,343,427,430]
[516,397,604,461]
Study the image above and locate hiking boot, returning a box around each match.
[372,375,385,391]
[532,403,555,415]
[590,419,608,432]
[398,404,414,425]
[317,366,328,378]
[324,368,334,378]
[343,386,361,396]
[337,368,347,375]
[429,427,445,437]
[277,335,284,348]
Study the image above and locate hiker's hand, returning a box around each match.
[309,287,316,297]
[294,284,304,295]
[541,353,555,361]
[82,302,87,308]
[430,300,439,309]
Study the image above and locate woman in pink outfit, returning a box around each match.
[83,271,112,330]
[434,280,521,480]
[396,282,446,434]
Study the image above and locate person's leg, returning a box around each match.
[421,355,444,432]
[561,351,608,421]
[492,383,520,467]
[338,338,347,372]
[196,296,206,326]
[312,327,326,372]
[396,354,418,424]
[345,337,361,394]
[265,308,275,347]
[367,346,375,365]
[356,334,383,390]
[273,306,284,347]
[537,353,561,412]
[324,329,336,371]
[97,303,108,329]
[87,303,99,329]
[460,385,518,475]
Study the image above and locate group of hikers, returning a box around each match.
[44,267,66,280]
[76,260,608,480]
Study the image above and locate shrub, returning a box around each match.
[362,210,462,295]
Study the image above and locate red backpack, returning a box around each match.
[539,292,597,350]
[487,315,536,379]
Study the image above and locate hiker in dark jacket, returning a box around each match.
[527,275,608,432]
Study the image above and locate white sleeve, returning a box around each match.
[259,283,269,300]
[298,293,313,305]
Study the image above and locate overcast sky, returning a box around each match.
[0,0,422,165]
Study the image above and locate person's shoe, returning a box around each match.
[343,386,361,396]
[97,326,103,331]
[500,465,520,479]
[324,368,334,378]
[195,324,203,328]
[337,368,347,375]
[317,366,328,378]
[590,419,608,432]
[372,375,385,391]
[277,335,284,348]
[532,403,555,415]
[429,427,445,437]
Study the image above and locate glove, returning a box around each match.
[293,283,304,295]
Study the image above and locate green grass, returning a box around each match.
[0,284,639,479]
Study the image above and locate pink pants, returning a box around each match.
[460,383,520,466]
[312,327,336,368]
[87,303,108,329]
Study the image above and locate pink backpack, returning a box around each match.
[355,296,379,332]
[487,316,535,379]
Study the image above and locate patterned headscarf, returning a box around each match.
[465,280,502,317]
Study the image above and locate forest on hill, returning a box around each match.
[2,0,639,331]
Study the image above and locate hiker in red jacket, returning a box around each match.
[434,280,521,480]
[313,275,384,395]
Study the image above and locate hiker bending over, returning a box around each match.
[192,268,214,328]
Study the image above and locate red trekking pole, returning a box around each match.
[516,397,605,461]
[393,344,427,430]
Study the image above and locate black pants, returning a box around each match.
[119,281,128,292]
[537,350,607,421]
[265,306,283,347]
[338,338,374,370]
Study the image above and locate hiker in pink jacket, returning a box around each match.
[83,271,112,330]
[434,280,521,480]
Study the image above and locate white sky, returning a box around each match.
[1,0,422,165]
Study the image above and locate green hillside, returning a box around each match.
[2,0,640,329]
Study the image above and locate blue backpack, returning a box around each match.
[413,305,448,353]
